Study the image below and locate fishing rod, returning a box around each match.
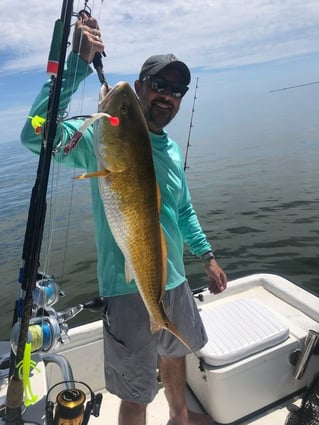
[5,1,74,423]
[269,80,319,93]
[2,1,107,424]
[184,77,199,171]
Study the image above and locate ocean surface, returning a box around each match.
[0,86,318,339]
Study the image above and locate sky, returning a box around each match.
[0,0,318,146]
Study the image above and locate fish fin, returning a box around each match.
[150,303,192,351]
[124,260,135,284]
[165,321,192,351]
[96,141,131,173]
[73,170,109,179]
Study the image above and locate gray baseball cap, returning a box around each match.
[139,54,191,85]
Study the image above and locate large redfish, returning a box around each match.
[78,82,190,350]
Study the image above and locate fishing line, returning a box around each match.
[58,0,105,120]
[42,160,68,280]
[59,0,106,281]
[70,0,105,115]
[54,163,77,286]
[5,1,105,420]
[14,0,107,400]
[6,2,76,420]
[31,6,79,288]
[42,0,106,287]
[20,131,69,390]
[59,0,108,285]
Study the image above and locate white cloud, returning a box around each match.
[1,0,318,143]
[1,0,319,76]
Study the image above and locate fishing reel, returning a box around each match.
[46,381,102,425]
[10,274,70,354]
[32,273,62,311]
[11,273,108,354]
[10,306,70,354]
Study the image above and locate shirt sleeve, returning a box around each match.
[175,148,212,257]
[20,52,96,171]
[178,196,212,257]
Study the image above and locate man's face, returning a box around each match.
[135,68,185,134]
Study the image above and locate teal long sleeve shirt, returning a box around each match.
[20,52,212,296]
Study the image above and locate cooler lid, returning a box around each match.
[198,298,289,367]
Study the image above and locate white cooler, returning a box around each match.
[186,298,308,424]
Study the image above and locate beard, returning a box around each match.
[142,98,179,132]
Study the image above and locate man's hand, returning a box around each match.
[204,259,227,294]
[72,14,105,64]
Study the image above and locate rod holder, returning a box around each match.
[294,330,319,380]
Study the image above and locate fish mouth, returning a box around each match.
[98,81,129,111]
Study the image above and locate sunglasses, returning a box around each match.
[142,75,189,99]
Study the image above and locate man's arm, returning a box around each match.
[20,17,105,170]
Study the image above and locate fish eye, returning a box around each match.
[120,105,128,115]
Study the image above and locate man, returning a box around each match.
[21,16,227,425]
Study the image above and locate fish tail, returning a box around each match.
[165,320,192,352]
[159,303,192,352]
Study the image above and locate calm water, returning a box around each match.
[0,87,318,339]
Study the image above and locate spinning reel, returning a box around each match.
[46,381,102,425]
[10,274,107,354]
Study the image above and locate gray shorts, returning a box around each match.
[102,281,207,404]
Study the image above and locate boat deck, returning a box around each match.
[1,273,318,425]
[0,328,303,425]
[0,379,301,425]
[89,385,300,425]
